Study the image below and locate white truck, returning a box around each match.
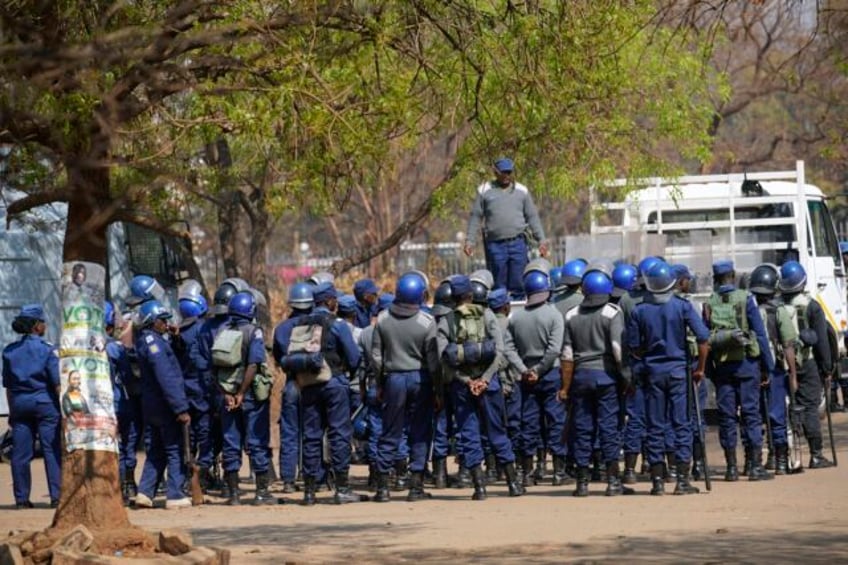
[588,160,847,353]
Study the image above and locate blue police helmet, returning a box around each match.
[612,263,637,293]
[138,300,172,327]
[637,256,662,278]
[337,294,358,315]
[179,295,208,319]
[104,301,116,327]
[561,259,588,285]
[130,275,164,302]
[582,270,614,296]
[749,263,780,296]
[523,270,550,295]
[550,266,565,291]
[395,273,427,305]
[288,282,314,310]
[644,261,676,293]
[228,291,256,319]
[778,261,807,293]
[672,263,693,281]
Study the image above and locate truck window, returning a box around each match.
[807,200,841,264]
[124,223,189,286]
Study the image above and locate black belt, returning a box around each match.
[491,234,525,243]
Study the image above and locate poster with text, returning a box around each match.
[59,261,118,453]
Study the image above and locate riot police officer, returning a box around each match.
[2,304,62,508]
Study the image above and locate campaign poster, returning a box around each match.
[59,261,118,453]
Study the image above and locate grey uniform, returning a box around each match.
[372,308,439,376]
[465,181,546,246]
[553,289,584,320]
[561,303,624,376]
[436,308,504,385]
[504,302,564,376]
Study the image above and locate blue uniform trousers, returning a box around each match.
[138,417,185,500]
[9,395,62,503]
[570,371,620,467]
[519,369,566,458]
[450,376,515,468]
[714,374,762,450]
[691,379,707,443]
[644,373,692,465]
[220,393,270,474]
[767,371,788,447]
[377,371,433,474]
[366,384,410,464]
[117,394,143,475]
[622,377,647,455]
[431,391,454,460]
[484,236,528,299]
[300,374,352,478]
[189,406,213,468]
[278,379,301,483]
[503,383,522,455]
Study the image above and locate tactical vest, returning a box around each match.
[281,313,344,388]
[758,301,786,370]
[782,293,813,364]
[447,303,495,378]
[707,289,760,362]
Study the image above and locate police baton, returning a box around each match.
[825,377,838,467]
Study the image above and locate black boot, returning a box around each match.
[590,450,602,482]
[572,467,590,497]
[503,462,524,497]
[533,448,547,483]
[225,471,241,506]
[741,449,751,477]
[673,462,700,495]
[765,450,775,471]
[393,460,409,491]
[302,476,317,506]
[551,455,571,486]
[367,464,377,488]
[775,444,789,476]
[623,453,638,485]
[521,455,535,487]
[470,465,487,501]
[253,471,277,505]
[485,453,498,483]
[374,473,391,503]
[748,449,774,481]
[198,467,211,493]
[650,463,665,496]
[724,449,739,482]
[692,442,705,481]
[640,449,650,475]
[454,466,472,488]
[333,471,363,504]
[433,458,448,489]
[406,471,431,501]
[605,462,634,496]
[665,452,677,483]
[808,438,834,469]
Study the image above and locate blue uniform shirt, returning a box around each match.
[626,294,710,378]
[175,319,209,410]
[706,286,776,378]
[353,301,374,329]
[314,306,361,374]
[106,336,133,408]
[2,335,60,400]
[136,328,189,424]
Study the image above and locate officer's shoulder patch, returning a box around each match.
[514,182,529,193]
[477,182,492,195]
[253,327,264,340]
[601,303,621,319]
[416,310,434,328]
[145,334,155,343]
[564,308,579,322]
[149,343,160,354]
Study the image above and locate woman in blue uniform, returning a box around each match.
[2,304,62,508]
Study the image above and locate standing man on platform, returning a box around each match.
[464,157,548,299]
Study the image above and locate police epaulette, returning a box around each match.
[601,303,621,319]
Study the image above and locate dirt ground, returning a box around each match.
[2,414,848,564]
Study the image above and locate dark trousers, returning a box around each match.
[484,236,528,299]
[117,394,143,475]
[766,370,788,447]
[644,373,691,465]
[9,396,62,503]
[715,374,762,450]
[278,379,301,482]
[377,371,433,474]
[138,417,185,500]
[503,381,523,454]
[519,369,566,457]
[431,390,454,460]
[221,393,270,474]
[301,375,352,478]
[571,372,619,466]
[189,405,213,468]
[622,379,646,455]
[795,359,823,442]
[450,376,514,468]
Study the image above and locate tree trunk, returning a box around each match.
[52,164,130,531]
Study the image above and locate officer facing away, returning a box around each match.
[704,260,775,482]
[627,261,710,495]
[464,157,549,299]
[2,304,62,509]
[777,261,834,469]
